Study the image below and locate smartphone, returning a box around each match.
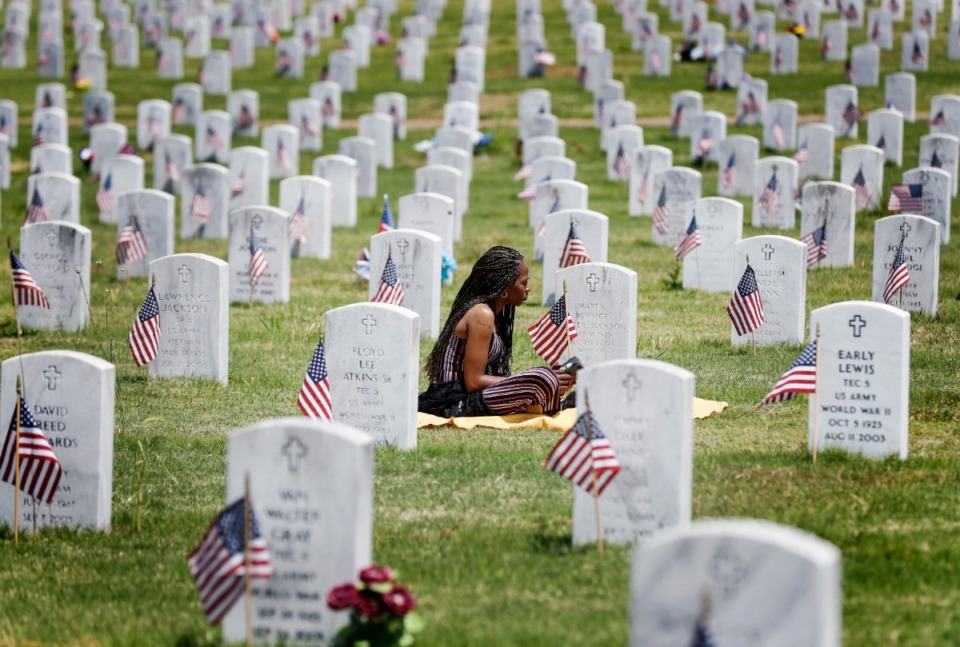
[558,356,583,376]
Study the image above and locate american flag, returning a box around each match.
[231,171,246,199]
[771,118,785,149]
[694,130,713,160]
[516,183,538,202]
[930,150,943,169]
[674,215,702,260]
[852,168,871,210]
[301,115,320,137]
[0,115,9,136]
[613,143,630,179]
[0,392,63,505]
[205,127,224,152]
[559,221,592,268]
[277,49,292,75]
[372,252,404,306]
[257,18,279,42]
[721,152,737,189]
[322,98,335,120]
[25,188,50,225]
[842,101,864,127]
[173,98,187,124]
[32,124,45,147]
[774,47,783,71]
[543,411,620,496]
[652,184,669,235]
[188,497,273,625]
[875,134,887,159]
[533,50,557,65]
[669,103,683,134]
[691,616,720,647]
[276,138,293,171]
[741,92,759,117]
[637,166,650,204]
[911,39,925,65]
[513,164,532,182]
[649,49,662,73]
[117,214,149,265]
[821,36,831,58]
[801,223,828,267]
[128,286,161,367]
[393,47,405,72]
[928,109,946,126]
[759,339,818,406]
[10,251,51,309]
[888,184,923,212]
[165,153,181,184]
[148,114,162,138]
[96,173,114,215]
[756,28,768,49]
[882,238,911,303]
[871,20,880,41]
[528,295,579,366]
[727,264,765,336]
[794,139,810,163]
[758,173,779,216]
[378,195,395,232]
[192,181,212,223]
[248,227,268,288]
[298,338,332,420]
[353,247,371,281]
[289,197,308,243]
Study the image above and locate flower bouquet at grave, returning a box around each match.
[327,565,424,647]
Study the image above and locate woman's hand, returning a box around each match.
[553,369,575,394]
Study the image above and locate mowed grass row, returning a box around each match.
[0,0,959,644]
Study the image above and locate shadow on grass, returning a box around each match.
[529,525,573,556]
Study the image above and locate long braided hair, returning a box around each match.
[425,246,524,382]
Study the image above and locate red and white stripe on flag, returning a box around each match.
[0,398,63,505]
[129,287,161,367]
[527,296,579,366]
[544,412,621,495]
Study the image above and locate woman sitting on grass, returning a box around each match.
[418,245,575,417]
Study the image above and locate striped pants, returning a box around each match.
[481,367,562,415]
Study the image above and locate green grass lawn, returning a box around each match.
[0,0,959,644]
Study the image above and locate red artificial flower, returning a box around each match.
[355,589,386,618]
[327,583,360,611]
[382,585,417,616]
[359,564,395,585]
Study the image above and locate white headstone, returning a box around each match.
[542,210,609,305]
[222,418,373,645]
[229,146,270,210]
[228,206,290,304]
[650,168,702,246]
[312,155,357,227]
[872,215,939,315]
[181,164,229,239]
[18,222,91,332]
[397,193,455,254]
[263,124,300,180]
[369,230,442,339]
[325,304,419,450]
[115,190,175,279]
[809,301,909,459]
[280,176,333,259]
[732,235,806,345]
[149,253,229,384]
[339,136,377,198]
[0,351,115,530]
[631,520,841,646]
[683,198,743,292]
[555,263,637,367]
[752,157,798,228]
[800,181,857,268]
[902,167,951,244]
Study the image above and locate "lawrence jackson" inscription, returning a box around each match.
[156,290,212,371]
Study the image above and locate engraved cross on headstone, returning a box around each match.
[586,273,600,292]
[899,221,912,235]
[622,373,641,401]
[848,314,867,337]
[282,436,307,472]
[397,238,409,256]
[44,229,58,246]
[178,265,192,282]
[710,544,748,600]
[761,244,775,260]
[43,365,61,390]
[361,314,376,334]
[251,213,263,229]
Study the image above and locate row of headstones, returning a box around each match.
[3,346,915,643]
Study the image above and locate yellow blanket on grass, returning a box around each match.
[416,397,728,432]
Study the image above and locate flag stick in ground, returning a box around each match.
[747,255,756,354]
[812,323,822,464]
[244,472,253,647]
[7,237,21,337]
[583,390,603,557]
[13,374,21,546]
[562,280,572,361]
[898,229,906,311]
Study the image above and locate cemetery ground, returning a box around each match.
[1,1,960,644]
